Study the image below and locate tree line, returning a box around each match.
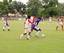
[0,0,64,17]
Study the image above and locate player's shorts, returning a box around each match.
[57,22,63,26]
[6,23,9,26]
[24,24,31,29]
[24,24,32,32]
[4,23,9,27]
[31,24,41,31]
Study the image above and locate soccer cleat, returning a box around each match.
[8,29,10,31]
[26,37,30,40]
[26,35,30,40]
[3,29,4,31]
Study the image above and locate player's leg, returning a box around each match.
[59,22,63,31]
[19,28,27,39]
[7,25,10,31]
[56,22,59,31]
[34,26,42,37]
[34,27,46,38]
[56,26,58,30]
[26,27,32,40]
[26,32,31,40]
[3,24,6,31]
[61,25,63,31]
[19,23,29,39]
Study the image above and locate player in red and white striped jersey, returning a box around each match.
[20,16,35,40]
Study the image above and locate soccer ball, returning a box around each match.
[19,34,23,39]
[41,34,46,37]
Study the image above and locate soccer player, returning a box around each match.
[49,16,52,23]
[31,17,43,37]
[45,16,52,30]
[56,16,64,31]
[20,16,35,40]
[2,15,10,31]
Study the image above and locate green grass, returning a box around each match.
[0,20,64,53]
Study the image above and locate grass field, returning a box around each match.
[0,19,64,53]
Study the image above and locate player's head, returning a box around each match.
[31,16,36,18]
[27,16,31,19]
[38,17,41,19]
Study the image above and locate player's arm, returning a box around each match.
[28,19,34,24]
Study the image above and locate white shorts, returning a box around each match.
[57,22,63,26]
[24,24,31,28]
[35,26,40,30]
[59,22,63,25]
[24,24,31,32]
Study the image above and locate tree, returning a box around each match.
[0,0,12,15]
[27,0,42,16]
[41,0,58,17]
[0,0,26,16]
[10,1,26,14]
[9,0,12,3]
[57,3,64,16]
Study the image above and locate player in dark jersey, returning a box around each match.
[31,17,42,31]
[31,17,43,37]
[2,15,10,31]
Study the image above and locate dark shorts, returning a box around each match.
[6,23,9,26]
[31,24,41,31]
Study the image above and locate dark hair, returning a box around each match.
[27,16,31,19]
